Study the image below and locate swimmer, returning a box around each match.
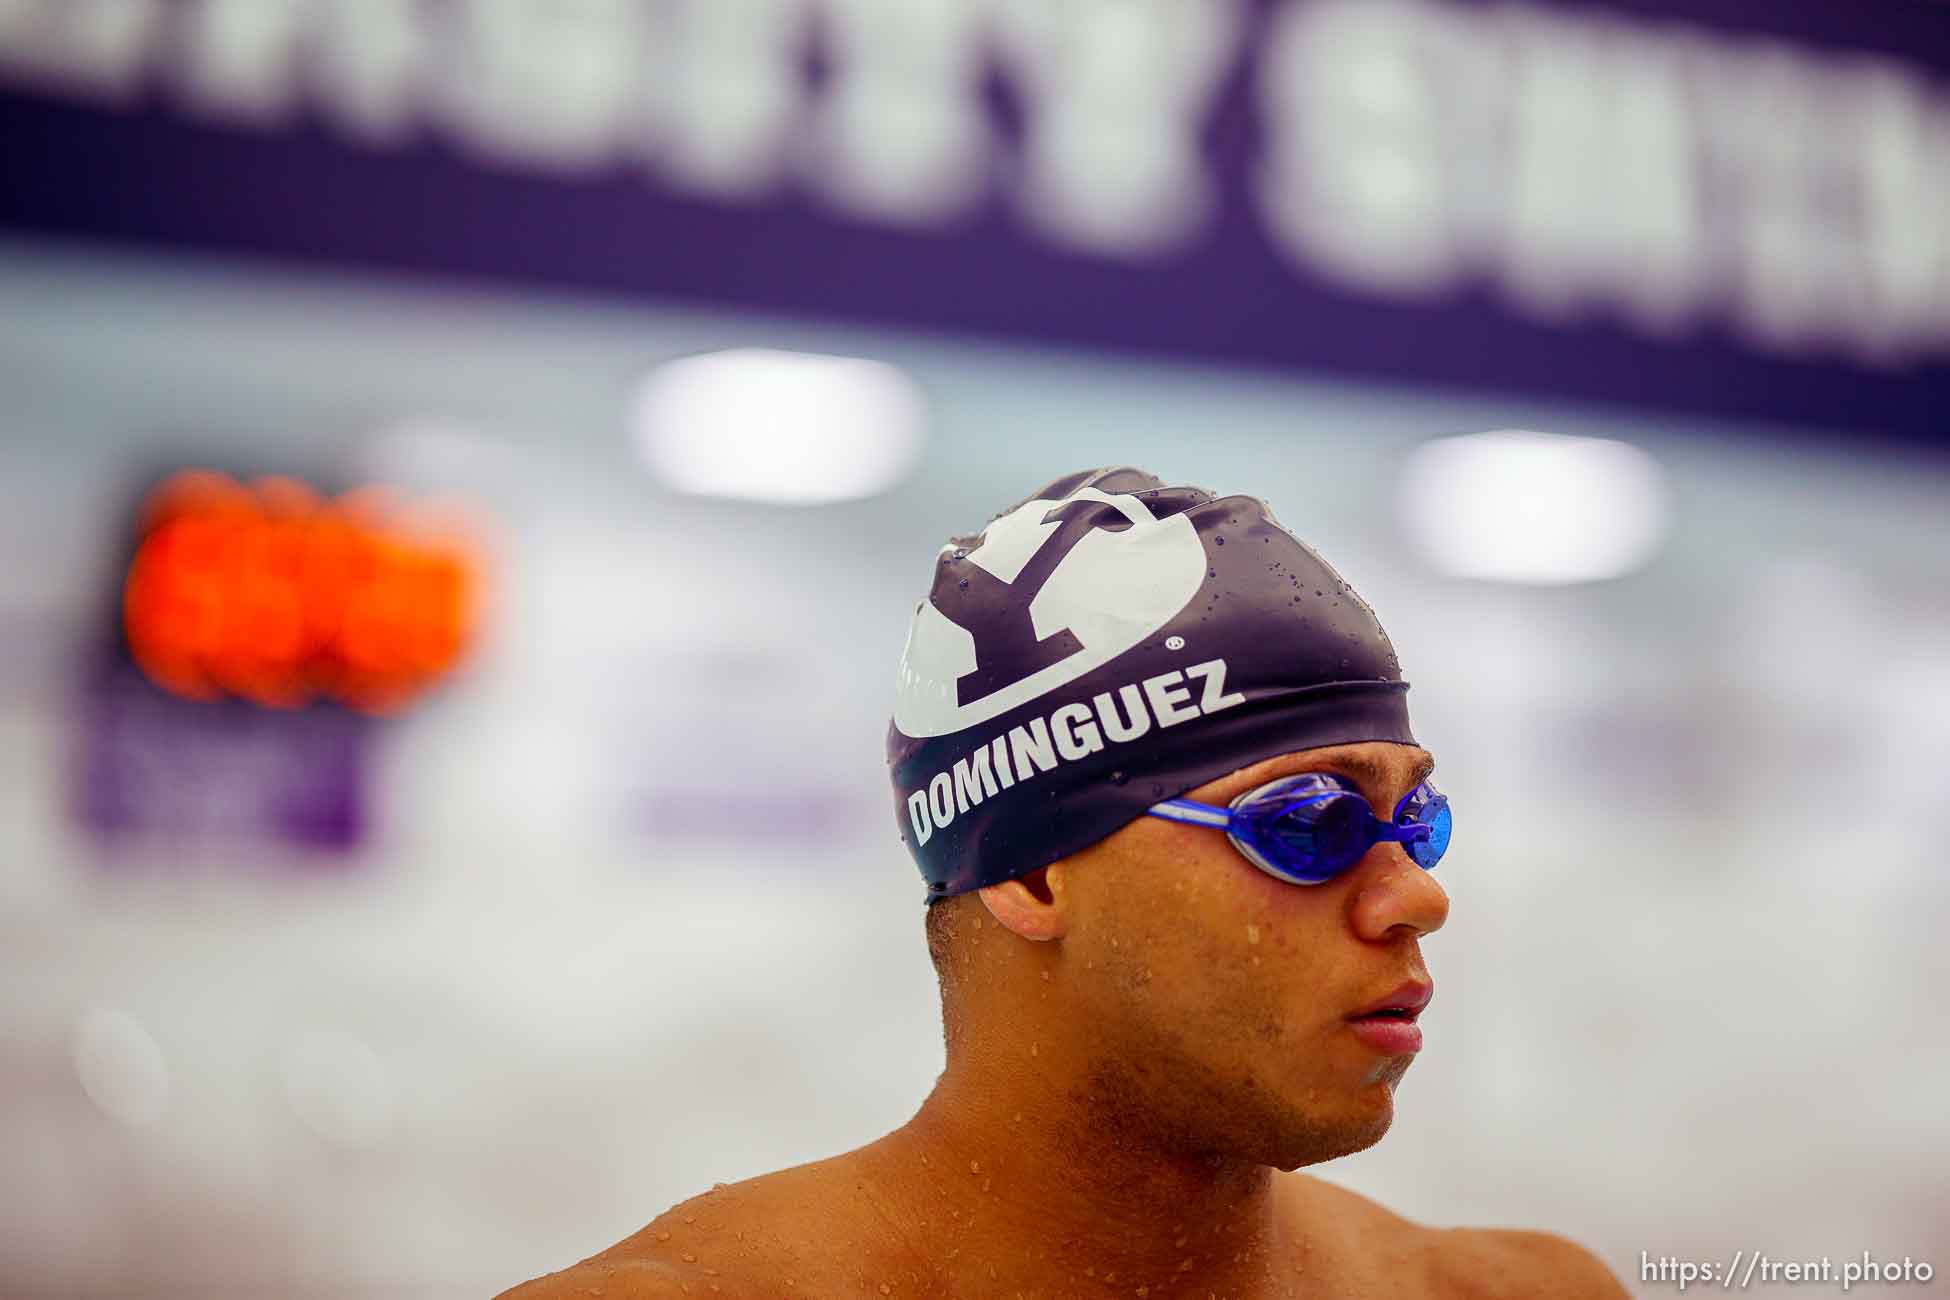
[500,468,1627,1299]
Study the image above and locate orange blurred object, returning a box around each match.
[122,471,486,713]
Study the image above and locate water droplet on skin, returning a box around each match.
[879,1286,892,1295]
[681,1253,697,1263]
[1030,1042,1038,1057]
[657,1232,671,1242]
[1246,924,1260,944]
[970,1159,981,1174]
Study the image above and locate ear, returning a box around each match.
[978,864,1070,941]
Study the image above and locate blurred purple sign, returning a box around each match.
[1,0,1945,440]
[76,661,369,856]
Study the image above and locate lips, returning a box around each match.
[1344,980,1432,1055]
[1347,980,1433,1021]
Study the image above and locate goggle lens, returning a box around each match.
[1393,782,1452,871]
[1223,773,1451,883]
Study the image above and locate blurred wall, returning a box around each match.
[1,237,1947,1297]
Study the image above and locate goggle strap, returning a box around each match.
[1148,799,1232,829]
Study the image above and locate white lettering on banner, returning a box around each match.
[903,658,1247,845]
[991,0,1245,254]
[1257,0,1459,295]
[1255,0,1950,358]
[174,0,427,138]
[177,0,309,124]
[813,0,991,222]
[432,0,652,172]
[313,0,425,144]
[0,0,1944,360]
[1860,65,1950,354]
[1702,44,1857,356]
[652,0,810,197]
[1497,10,1706,335]
[0,0,160,101]
[1699,45,1950,363]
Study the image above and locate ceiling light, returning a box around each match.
[632,348,926,505]
[1398,430,1670,584]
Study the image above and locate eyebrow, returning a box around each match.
[1311,749,1435,796]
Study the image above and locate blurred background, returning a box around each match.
[1,1,1947,1296]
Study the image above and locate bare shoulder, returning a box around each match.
[1427,1227,1630,1300]
[1278,1175,1626,1300]
[495,1154,909,1300]
[494,1256,690,1299]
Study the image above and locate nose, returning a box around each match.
[1346,844,1450,942]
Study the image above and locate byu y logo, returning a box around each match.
[891,487,1208,739]
[933,498,1136,706]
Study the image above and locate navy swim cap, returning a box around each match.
[888,467,1416,901]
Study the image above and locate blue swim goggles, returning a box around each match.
[1146,772,1452,885]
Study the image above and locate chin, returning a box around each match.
[1262,1090,1396,1170]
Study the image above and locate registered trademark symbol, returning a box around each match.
[1165,635,1185,651]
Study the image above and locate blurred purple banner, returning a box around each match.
[2,0,1946,440]
[76,662,370,855]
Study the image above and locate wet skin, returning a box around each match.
[499,742,1628,1300]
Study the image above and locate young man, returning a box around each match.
[502,468,1627,1298]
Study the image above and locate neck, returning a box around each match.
[866,1048,1301,1298]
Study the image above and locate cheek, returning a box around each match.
[1094,876,1349,1051]
[1072,831,1353,1043]
[1176,851,1353,987]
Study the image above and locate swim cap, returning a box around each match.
[888,466,1416,901]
